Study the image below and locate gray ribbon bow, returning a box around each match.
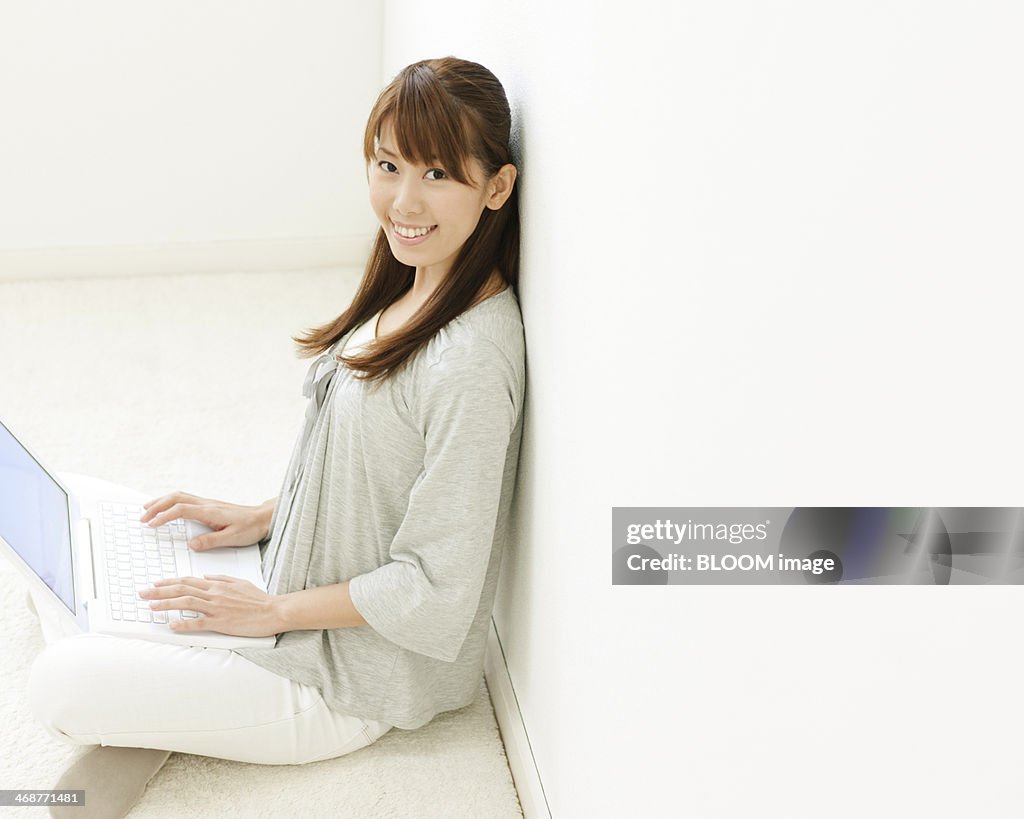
[288,349,343,495]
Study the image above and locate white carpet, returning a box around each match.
[0,268,522,818]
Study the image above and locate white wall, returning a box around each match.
[0,1,382,275]
[384,1,1024,817]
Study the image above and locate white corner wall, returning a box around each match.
[0,1,383,277]
[384,2,1024,817]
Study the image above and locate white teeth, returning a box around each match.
[394,223,433,238]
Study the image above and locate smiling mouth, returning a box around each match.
[390,220,438,240]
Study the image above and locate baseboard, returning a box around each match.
[0,234,375,281]
[484,617,551,819]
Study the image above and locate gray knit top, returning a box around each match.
[233,286,525,730]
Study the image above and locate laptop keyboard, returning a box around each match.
[100,502,201,625]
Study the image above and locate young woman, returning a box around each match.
[27,56,525,816]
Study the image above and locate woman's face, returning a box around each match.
[368,119,494,283]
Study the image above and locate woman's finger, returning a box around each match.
[144,502,209,528]
[140,491,200,520]
[147,594,211,614]
[169,617,207,632]
[140,498,171,520]
[142,502,186,526]
[147,577,212,592]
[188,526,237,552]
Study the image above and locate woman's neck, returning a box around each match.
[405,268,505,309]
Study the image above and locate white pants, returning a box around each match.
[25,589,394,765]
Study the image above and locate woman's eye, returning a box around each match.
[376,160,445,179]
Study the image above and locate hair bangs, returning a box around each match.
[363,66,478,187]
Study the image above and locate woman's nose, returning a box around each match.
[393,177,423,215]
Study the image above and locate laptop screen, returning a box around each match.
[0,420,76,616]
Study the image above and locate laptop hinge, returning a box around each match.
[74,517,99,603]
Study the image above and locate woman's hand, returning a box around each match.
[139,491,275,551]
[138,575,282,637]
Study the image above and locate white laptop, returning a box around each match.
[0,416,276,649]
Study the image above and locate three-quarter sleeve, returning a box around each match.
[348,337,519,663]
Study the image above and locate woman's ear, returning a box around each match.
[485,164,518,211]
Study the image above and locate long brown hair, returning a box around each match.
[291,56,520,384]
